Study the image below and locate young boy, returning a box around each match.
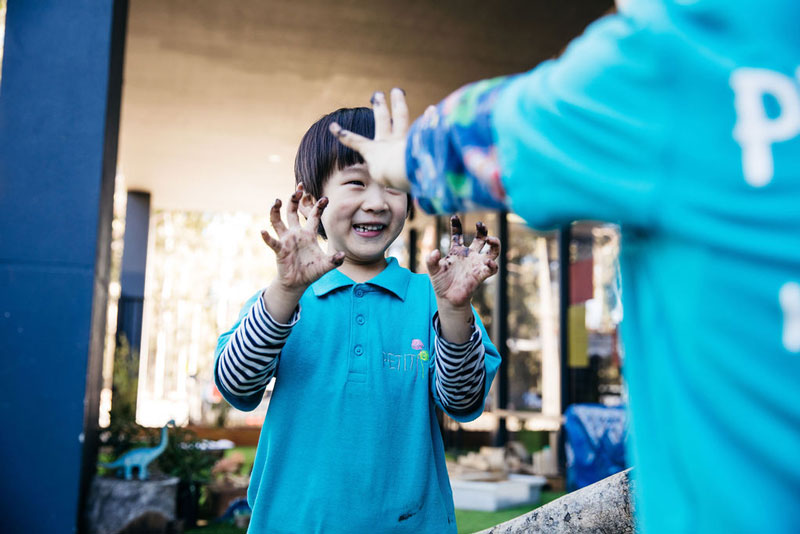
[214,107,502,533]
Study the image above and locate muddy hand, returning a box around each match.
[426,215,500,308]
[260,184,345,292]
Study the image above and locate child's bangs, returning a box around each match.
[329,109,374,174]
[295,107,375,199]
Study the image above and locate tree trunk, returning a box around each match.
[478,468,636,534]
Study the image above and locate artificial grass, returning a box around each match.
[455,490,566,533]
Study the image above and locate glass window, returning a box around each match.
[505,218,560,416]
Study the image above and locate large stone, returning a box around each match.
[85,475,180,534]
[478,468,636,534]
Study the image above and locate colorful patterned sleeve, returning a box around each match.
[405,75,519,214]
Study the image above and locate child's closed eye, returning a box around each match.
[346,180,366,187]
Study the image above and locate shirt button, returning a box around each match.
[354,345,364,356]
[355,289,364,298]
[356,315,365,325]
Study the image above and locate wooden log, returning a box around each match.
[478,468,636,534]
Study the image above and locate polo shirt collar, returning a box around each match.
[311,257,410,301]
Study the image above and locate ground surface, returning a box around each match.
[187,447,565,534]
[186,490,566,534]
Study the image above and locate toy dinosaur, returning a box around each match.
[99,420,174,480]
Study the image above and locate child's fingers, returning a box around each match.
[269,198,287,236]
[371,91,391,141]
[449,215,464,248]
[329,251,346,267]
[287,188,302,227]
[483,258,499,278]
[426,249,442,276]
[422,105,437,123]
[484,236,501,260]
[306,196,328,230]
[329,122,370,154]
[390,88,409,136]
[469,221,488,252]
[260,230,281,253]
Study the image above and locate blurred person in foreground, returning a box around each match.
[331,0,800,531]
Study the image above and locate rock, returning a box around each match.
[85,475,180,534]
[477,468,636,534]
[458,452,491,472]
[479,447,507,471]
[506,441,532,464]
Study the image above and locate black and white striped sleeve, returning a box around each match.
[216,291,299,400]
[432,312,487,416]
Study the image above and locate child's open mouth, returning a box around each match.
[353,223,386,237]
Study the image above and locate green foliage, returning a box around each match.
[156,426,216,484]
[100,417,215,484]
[99,335,215,484]
[102,336,145,458]
[515,430,549,453]
[98,335,148,475]
[225,446,256,477]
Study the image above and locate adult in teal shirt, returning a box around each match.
[332,1,800,531]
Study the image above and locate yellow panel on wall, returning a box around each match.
[569,304,589,368]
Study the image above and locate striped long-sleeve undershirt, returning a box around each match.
[216,292,298,397]
[217,294,486,415]
[432,313,486,415]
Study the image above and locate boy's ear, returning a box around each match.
[298,192,316,219]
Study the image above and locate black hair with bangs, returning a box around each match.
[293,106,411,239]
[294,107,374,201]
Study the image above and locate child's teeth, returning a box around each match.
[356,224,382,231]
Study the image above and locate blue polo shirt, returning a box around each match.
[215,258,501,533]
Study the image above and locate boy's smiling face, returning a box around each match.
[317,163,407,268]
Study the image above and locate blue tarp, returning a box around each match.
[564,404,627,491]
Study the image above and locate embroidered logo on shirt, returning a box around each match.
[412,339,429,361]
[382,339,430,378]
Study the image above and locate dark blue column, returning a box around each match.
[114,191,150,419]
[117,191,150,355]
[493,211,510,446]
[0,2,128,533]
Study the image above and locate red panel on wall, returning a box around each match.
[570,258,593,304]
